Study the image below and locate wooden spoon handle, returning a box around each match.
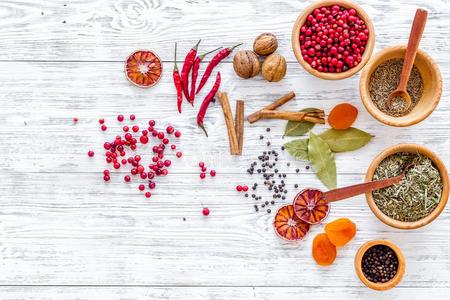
[322,174,404,203]
[398,9,428,91]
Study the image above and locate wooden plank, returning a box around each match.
[0,286,449,300]
[1,172,450,285]
[0,0,448,61]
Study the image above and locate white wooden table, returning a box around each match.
[1,0,449,299]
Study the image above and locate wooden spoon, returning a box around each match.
[323,164,414,203]
[386,9,428,113]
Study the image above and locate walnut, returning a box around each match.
[262,53,287,82]
[253,33,278,56]
[233,50,261,79]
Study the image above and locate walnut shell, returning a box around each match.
[262,53,287,82]
[253,33,278,56]
[233,50,261,79]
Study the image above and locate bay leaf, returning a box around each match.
[319,128,373,153]
[284,108,319,137]
[308,132,336,189]
[284,139,309,161]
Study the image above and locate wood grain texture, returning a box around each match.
[0,0,449,298]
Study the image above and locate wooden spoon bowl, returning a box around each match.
[355,239,405,291]
[365,143,449,229]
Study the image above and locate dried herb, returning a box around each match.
[319,128,373,152]
[284,108,319,136]
[372,152,442,222]
[369,59,424,117]
[284,139,309,160]
[308,132,336,189]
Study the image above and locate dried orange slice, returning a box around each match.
[125,50,162,88]
[274,204,310,242]
[293,188,330,225]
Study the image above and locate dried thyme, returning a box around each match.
[372,152,442,222]
[369,59,424,117]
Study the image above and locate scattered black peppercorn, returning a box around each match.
[259,135,264,140]
[294,184,299,188]
[281,146,285,151]
[266,128,270,132]
[267,141,271,146]
[362,245,399,283]
[306,165,310,170]
[245,193,248,197]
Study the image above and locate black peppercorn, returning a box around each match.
[361,245,399,284]
[266,128,270,132]
[296,168,300,173]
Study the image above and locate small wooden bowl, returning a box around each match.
[291,0,375,80]
[365,144,449,229]
[360,45,442,126]
[355,239,405,291]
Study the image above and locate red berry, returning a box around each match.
[166,126,174,134]
[117,114,124,122]
[236,185,243,192]
[202,208,210,216]
[140,172,147,179]
[106,157,112,163]
[88,150,95,157]
[157,132,165,139]
[124,175,131,182]
[103,170,110,176]
[162,138,169,144]
[176,152,182,158]
[149,182,156,189]
[164,160,171,167]
[98,118,105,124]
[104,142,111,150]
[142,130,148,136]
[210,170,216,177]
[73,117,78,123]
[132,125,139,132]
[145,192,151,198]
[113,162,120,169]
[200,173,206,179]
[171,144,176,150]
[130,114,136,121]
[148,120,156,126]
[242,185,249,192]
[137,165,144,173]
[138,184,145,191]
[131,168,137,175]
[174,130,181,138]
[123,126,129,132]
[103,175,110,181]
[140,135,149,144]
[201,167,207,172]
[199,162,205,168]
[101,125,107,131]
[121,159,127,164]
[161,169,168,176]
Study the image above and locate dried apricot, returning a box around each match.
[293,189,330,224]
[312,233,337,266]
[324,218,356,247]
[125,50,162,88]
[328,103,358,130]
[274,205,310,242]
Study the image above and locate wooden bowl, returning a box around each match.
[365,144,449,229]
[360,45,442,126]
[355,239,405,291]
[291,0,375,80]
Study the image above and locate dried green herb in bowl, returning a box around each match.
[372,152,443,222]
[369,59,424,117]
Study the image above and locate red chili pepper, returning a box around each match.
[197,72,221,137]
[173,43,183,113]
[181,40,201,104]
[196,43,241,95]
[190,47,221,105]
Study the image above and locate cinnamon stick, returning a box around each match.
[247,91,295,123]
[235,100,244,155]
[258,110,325,124]
[217,92,240,155]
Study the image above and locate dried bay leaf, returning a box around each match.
[319,128,373,153]
[284,108,319,136]
[284,139,309,160]
[308,132,336,189]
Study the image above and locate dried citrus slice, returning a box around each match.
[293,188,330,225]
[125,50,162,88]
[274,204,310,242]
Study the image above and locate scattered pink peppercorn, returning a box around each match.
[176,151,182,158]
[130,114,136,121]
[202,207,210,216]
[132,125,139,132]
[145,192,151,198]
[199,162,205,168]
[103,170,110,176]
[166,126,175,134]
[200,173,206,179]
[98,118,105,124]
[171,144,176,150]
[236,185,243,192]
[149,120,156,126]
[140,135,149,144]
[101,125,107,131]
[124,175,131,182]
[117,114,124,122]
[138,184,145,191]
[123,126,129,132]
[242,185,249,192]
[174,130,181,138]
[73,117,78,123]
[210,170,216,177]
[103,175,110,181]
[88,150,95,157]
[149,182,156,189]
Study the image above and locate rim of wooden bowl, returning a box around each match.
[359,45,442,127]
[365,143,449,229]
[291,0,375,80]
[354,239,405,291]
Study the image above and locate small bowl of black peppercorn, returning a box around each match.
[354,240,405,291]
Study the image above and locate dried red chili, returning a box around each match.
[181,40,201,104]
[172,43,183,113]
[196,43,241,94]
[190,47,221,105]
[197,72,221,137]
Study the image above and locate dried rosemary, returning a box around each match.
[372,152,442,222]
[369,59,424,117]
